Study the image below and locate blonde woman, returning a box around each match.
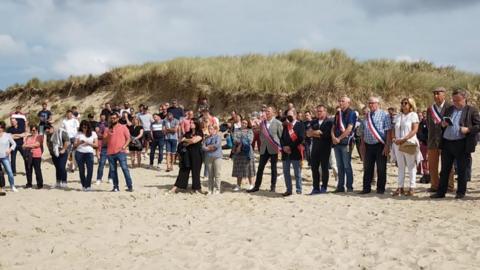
[392,97,421,196]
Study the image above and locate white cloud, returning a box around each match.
[53,49,131,76]
[0,34,27,55]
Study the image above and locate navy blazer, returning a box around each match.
[280,121,305,160]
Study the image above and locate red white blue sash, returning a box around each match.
[337,110,345,132]
[261,120,282,153]
[430,104,442,125]
[366,112,385,144]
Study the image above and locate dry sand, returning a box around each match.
[1,148,479,270]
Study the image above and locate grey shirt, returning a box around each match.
[0,133,16,159]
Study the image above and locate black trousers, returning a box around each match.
[175,149,202,190]
[311,147,331,190]
[26,158,43,188]
[363,143,387,193]
[254,153,278,190]
[438,139,468,196]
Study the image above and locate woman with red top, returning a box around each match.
[23,125,44,189]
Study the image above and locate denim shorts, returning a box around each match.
[165,139,178,153]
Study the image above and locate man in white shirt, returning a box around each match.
[62,110,80,172]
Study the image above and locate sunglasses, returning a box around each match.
[401,102,409,105]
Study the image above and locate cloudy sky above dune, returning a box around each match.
[1,0,479,89]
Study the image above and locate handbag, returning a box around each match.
[398,114,418,155]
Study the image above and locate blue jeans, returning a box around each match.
[150,136,165,165]
[283,159,302,193]
[96,147,112,181]
[334,145,353,191]
[52,152,68,183]
[165,139,178,153]
[108,152,133,189]
[0,157,15,187]
[75,152,94,188]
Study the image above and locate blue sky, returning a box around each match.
[1,0,480,90]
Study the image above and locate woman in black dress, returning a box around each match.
[169,118,204,194]
[128,117,144,168]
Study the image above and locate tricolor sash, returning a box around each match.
[429,104,442,125]
[287,123,305,159]
[337,110,346,132]
[366,112,385,144]
[261,120,282,153]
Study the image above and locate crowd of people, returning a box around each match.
[0,89,479,199]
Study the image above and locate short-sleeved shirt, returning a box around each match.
[180,118,192,134]
[167,107,184,120]
[25,135,43,158]
[75,131,98,154]
[138,113,154,131]
[333,108,357,145]
[37,110,52,125]
[393,112,419,144]
[6,126,24,146]
[100,108,112,118]
[163,118,179,140]
[361,109,392,145]
[151,121,164,139]
[62,118,80,139]
[105,124,130,155]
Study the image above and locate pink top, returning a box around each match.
[180,119,192,133]
[105,124,130,155]
[25,135,42,158]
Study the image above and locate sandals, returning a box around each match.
[392,188,404,196]
[405,189,414,196]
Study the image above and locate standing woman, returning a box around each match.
[22,125,44,189]
[0,121,17,192]
[128,117,144,168]
[231,119,256,191]
[74,120,98,191]
[392,98,421,196]
[169,118,204,194]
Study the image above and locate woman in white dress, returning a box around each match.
[392,97,421,196]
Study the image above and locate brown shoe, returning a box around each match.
[392,188,403,196]
[405,188,414,196]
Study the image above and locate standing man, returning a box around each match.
[359,96,392,194]
[37,102,53,136]
[104,113,134,192]
[100,102,112,119]
[431,88,479,199]
[426,87,454,192]
[307,105,333,195]
[331,96,357,192]
[7,118,27,176]
[280,109,305,196]
[167,99,184,120]
[138,105,154,158]
[247,106,283,193]
[62,110,80,172]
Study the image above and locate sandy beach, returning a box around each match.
[0,148,479,270]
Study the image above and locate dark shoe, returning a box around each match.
[37,185,44,189]
[111,187,120,192]
[455,194,465,199]
[309,189,321,195]
[358,190,370,195]
[427,188,437,193]
[246,187,259,193]
[423,175,431,183]
[376,190,385,194]
[347,188,354,192]
[269,188,276,193]
[126,187,133,192]
[333,189,345,193]
[296,191,302,195]
[282,191,292,197]
[0,191,5,196]
[25,184,33,189]
[430,193,445,199]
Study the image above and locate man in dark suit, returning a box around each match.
[431,88,480,199]
[307,105,333,195]
[280,109,305,196]
[247,107,283,193]
[426,87,454,192]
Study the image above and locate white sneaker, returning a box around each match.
[232,185,240,192]
[11,186,18,192]
[156,164,161,170]
[85,187,92,192]
[61,182,68,188]
[107,179,112,184]
[96,180,101,185]
[248,185,254,190]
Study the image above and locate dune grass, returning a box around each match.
[2,49,479,115]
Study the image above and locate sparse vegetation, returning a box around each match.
[1,49,479,115]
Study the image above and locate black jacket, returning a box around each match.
[280,121,305,160]
[440,104,480,153]
[310,118,333,153]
